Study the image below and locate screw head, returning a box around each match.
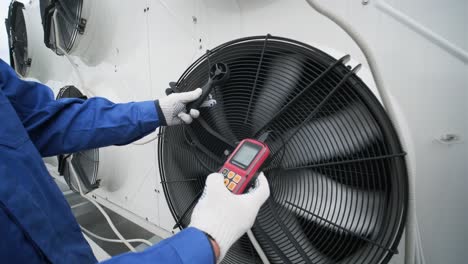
[362,0,369,5]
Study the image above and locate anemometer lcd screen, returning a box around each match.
[231,142,262,169]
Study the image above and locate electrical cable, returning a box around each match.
[304,1,424,263]
[67,156,153,252]
[81,226,153,247]
[131,133,160,145]
[247,230,270,264]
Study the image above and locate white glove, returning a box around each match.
[189,172,270,262]
[157,88,202,126]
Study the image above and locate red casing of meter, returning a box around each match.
[219,139,270,194]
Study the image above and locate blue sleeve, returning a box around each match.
[101,228,215,264]
[0,59,161,157]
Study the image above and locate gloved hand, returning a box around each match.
[156,88,202,126]
[190,172,270,262]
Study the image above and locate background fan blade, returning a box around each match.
[222,235,262,264]
[270,103,381,167]
[250,54,305,132]
[278,170,384,236]
[254,200,331,264]
[71,149,99,189]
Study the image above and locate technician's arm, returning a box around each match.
[0,59,200,156]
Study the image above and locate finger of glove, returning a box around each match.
[189,109,200,119]
[205,173,233,197]
[179,88,202,103]
[168,118,182,126]
[177,112,193,124]
[244,172,270,206]
[205,173,225,189]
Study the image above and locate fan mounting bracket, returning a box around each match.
[77,18,86,34]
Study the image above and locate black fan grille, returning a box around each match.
[159,35,408,264]
[56,86,99,193]
[40,0,83,55]
[6,1,30,76]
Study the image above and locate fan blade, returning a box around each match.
[72,149,98,183]
[162,128,210,223]
[250,54,305,132]
[272,103,381,167]
[279,169,384,236]
[254,200,331,263]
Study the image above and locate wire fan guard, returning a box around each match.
[40,0,85,55]
[56,86,99,193]
[159,35,408,263]
[5,1,31,76]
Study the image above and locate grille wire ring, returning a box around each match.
[159,35,408,264]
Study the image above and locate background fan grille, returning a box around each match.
[40,0,83,55]
[159,35,408,264]
[56,86,99,194]
[6,1,30,77]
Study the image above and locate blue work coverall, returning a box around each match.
[0,59,214,263]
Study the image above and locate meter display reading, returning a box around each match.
[230,142,261,169]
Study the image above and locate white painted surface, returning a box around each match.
[11,0,467,263]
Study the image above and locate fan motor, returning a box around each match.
[159,35,408,264]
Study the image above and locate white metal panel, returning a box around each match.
[313,1,467,263]
[145,0,200,233]
[24,0,169,235]
[77,0,162,230]
[384,0,467,51]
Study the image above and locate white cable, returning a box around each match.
[131,134,159,145]
[81,225,153,247]
[247,230,270,264]
[68,157,140,252]
[304,1,424,263]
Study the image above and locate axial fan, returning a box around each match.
[159,35,408,263]
[40,0,89,55]
[56,85,100,193]
[5,1,31,76]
